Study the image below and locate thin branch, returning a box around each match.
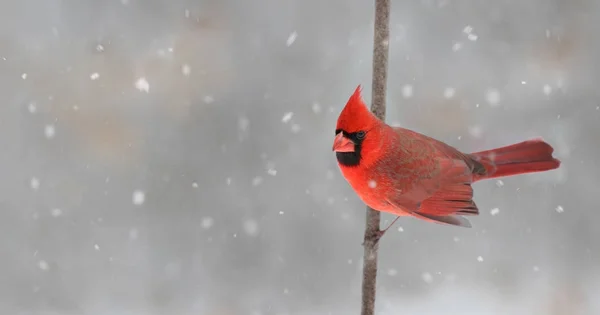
[361,0,390,315]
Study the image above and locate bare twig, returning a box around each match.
[361,0,390,315]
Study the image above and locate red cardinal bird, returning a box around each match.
[332,85,561,228]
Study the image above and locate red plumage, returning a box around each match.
[332,85,561,228]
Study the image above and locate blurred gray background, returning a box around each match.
[1,0,598,314]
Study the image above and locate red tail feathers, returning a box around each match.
[470,139,561,182]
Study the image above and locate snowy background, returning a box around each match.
[2,0,599,314]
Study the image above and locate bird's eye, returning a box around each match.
[356,131,366,140]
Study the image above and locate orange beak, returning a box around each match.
[332,132,355,152]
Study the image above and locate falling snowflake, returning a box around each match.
[50,208,63,217]
[422,272,433,284]
[201,217,214,229]
[238,116,250,132]
[90,72,100,80]
[28,103,37,114]
[38,260,49,271]
[286,31,298,46]
[252,176,263,186]
[243,219,259,236]
[44,124,56,139]
[555,205,564,213]
[496,180,504,187]
[387,269,398,276]
[312,102,322,114]
[543,84,552,95]
[485,89,500,106]
[468,125,483,138]
[21,73,27,80]
[401,84,413,98]
[291,124,301,133]
[203,95,214,104]
[181,64,191,76]
[490,208,500,216]
[132,190,145,205]
[30,177,40,191]
[368,180,377,188]
[135,77,150,92]
[443,87,455,99]
[477,256,484,262]
[281,112,294,123]
[192,182,198,188]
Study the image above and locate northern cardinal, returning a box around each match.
[332,86,561,228]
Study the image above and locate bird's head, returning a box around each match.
[332,85,383,167]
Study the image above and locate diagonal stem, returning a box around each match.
[361,0,390,315]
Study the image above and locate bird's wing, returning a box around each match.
[393,127,487,175]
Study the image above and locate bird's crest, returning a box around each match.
[336,85,378,133]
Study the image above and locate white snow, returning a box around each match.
[252,176,263,186]
[468,34,478,41]
[368,180,377,188]
[387,269,398,276]
[238,116,250,132]
[543,84,552,95]
[132,190,145,205]
[281,112,294,123]
[311,102,321,114]
[477,256,484,262]
[290,123,301,133]
[21,73,27,80]
[555,205,564,213]
[30,177,40,191]
[490,208,500,216]
[135,77,150,92]
[401,84,413,98]
[243,219,259,236]
[452,42,462,51]
[496,180,504,187]
[468,125,483,138]
[485,89,500,106]
[422,272,434,284]
[201,217,214,229]
[50,208,62,217]
[38,260,49,270]
[203,95,214,104]
[90,72,100,80]
[44,124,56,139]
[28,102,37,114]
[181,64,191,76]
[443,87,455,99]
[286,31,298,46]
